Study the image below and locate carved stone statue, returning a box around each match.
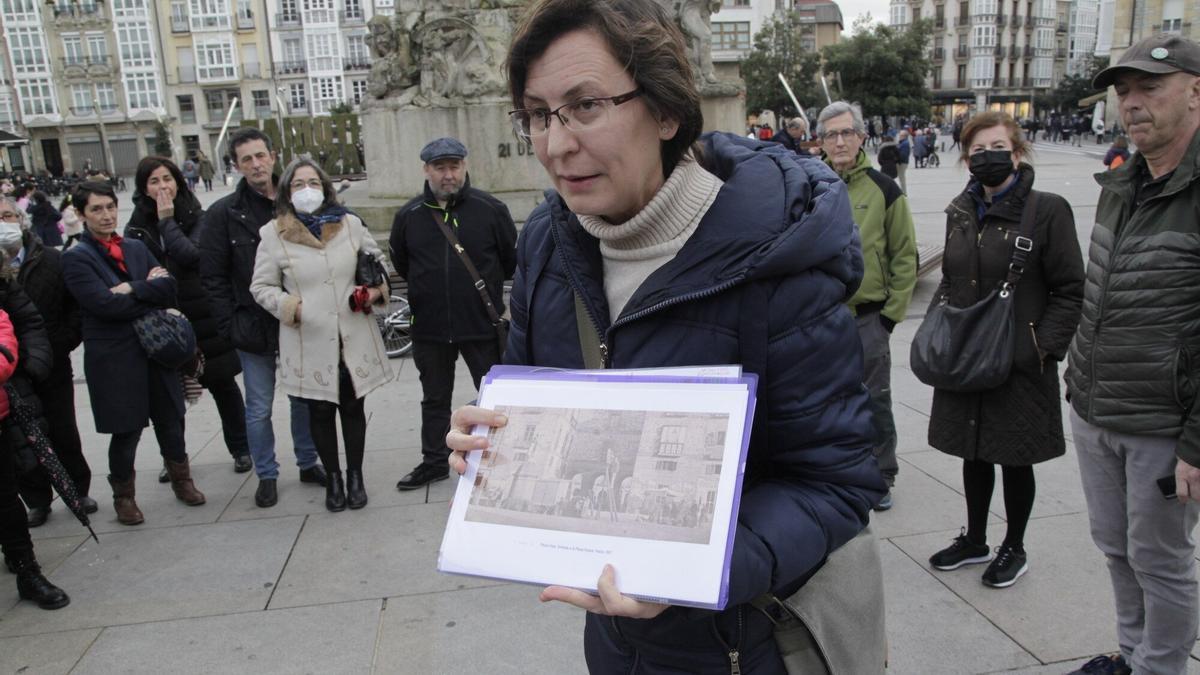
[365,15,418,102]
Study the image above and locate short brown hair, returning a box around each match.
[958,111,1032,163]
[506,0,703,177]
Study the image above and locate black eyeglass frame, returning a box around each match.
[508,88,645,140]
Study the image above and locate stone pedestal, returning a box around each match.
[701,94,746,136]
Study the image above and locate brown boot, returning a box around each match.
[108,474,144,525]
[164,458,206,506]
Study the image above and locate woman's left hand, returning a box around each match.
[147,266,169,280]
[367,286,384,304]
[540,564,669,619]
[155,189,174,220]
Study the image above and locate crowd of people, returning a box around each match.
[0,0,1196,671]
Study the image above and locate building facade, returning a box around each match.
[0,0,169,176]
[891,0,1069,121]
[263,0,380,121]
[1067,0,1099,75]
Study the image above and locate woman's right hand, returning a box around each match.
[155,189,174,220]
[447,405,507,475]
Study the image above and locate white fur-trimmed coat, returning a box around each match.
[250,211,393,403]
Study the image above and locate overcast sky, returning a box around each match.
[836,0,890,33]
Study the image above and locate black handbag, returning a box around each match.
[910,192,1038,392]
[355,250,387,287]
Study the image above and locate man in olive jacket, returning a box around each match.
[1066,34,1200,675]
[819,102,917,510]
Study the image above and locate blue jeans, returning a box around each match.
[237,350,319,479]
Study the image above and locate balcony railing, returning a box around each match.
[933,47,945,60]
[237,13,254,29]
[995,14,1006,25]
[1009,45,1020,58]
[254,106,272,120]
[171,16,189,32]
[1011,15,1023,27]
[1057,21,1067,31]
[994,45,1004,56]
[70,104,119,116]
[275,12,301,27]
[344,58,371,71]
[275,60,307,75]
[1056,47,1066,57]
[1012,76,1023,86]
[340,9,366,23]
[61,56,111,68]
[53,2,102,18]
[956,78,968,88]
[288,103,309,115]
[1024,45,1034,57]
[935,17,945,28]
[243,63,263,78]
[956,46,971,58]
[957,15,970,26]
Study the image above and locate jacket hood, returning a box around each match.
[544,132,862,313]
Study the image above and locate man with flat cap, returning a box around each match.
[1066,33,1200,675]
[391,138,517,490]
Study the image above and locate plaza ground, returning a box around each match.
[7,141,1199,674]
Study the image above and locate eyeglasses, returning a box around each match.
[509,89,644,142]
[820,129,862,142]
[289,178,323,190]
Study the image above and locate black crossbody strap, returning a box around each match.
[433,210,503,327]
[1001,191,1039,294]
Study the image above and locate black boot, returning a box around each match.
[346,469,368,510]
[326,471,346,512]
[13,555,70,610]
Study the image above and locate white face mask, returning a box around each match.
[0,222,22,250]
[290,187,324,215]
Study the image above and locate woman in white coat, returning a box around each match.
[250,159,393,512]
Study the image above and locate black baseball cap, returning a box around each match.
[1093,33,1200,89]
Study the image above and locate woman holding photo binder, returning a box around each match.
[445,0,886,672]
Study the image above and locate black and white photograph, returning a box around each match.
[465,406,730,544]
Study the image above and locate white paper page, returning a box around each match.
[438,377,751,608]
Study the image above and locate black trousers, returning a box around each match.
[305,363,366,474]
[204,374,249,458]
[0,428,33,561]
[412,339,499,466]
[18,376,91,507]
[108,371,187,482]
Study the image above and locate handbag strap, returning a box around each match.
[1001,192,1039,295]
[433,210,503,327]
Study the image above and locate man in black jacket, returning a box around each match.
[199,129,324,509]
[0,197,93,527]
[391,138,517,490]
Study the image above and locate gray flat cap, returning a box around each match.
[420,137,468,163]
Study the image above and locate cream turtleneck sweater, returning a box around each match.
[577,158,723,322]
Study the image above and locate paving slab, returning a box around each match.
[30,463,249,540]
[218,448,437,523]
[0,516,303,637]
[72,600,381,675]
[269,503,493,609]
[0,535,89,617]
[902,446,1088,523]
[894,400,935,456]
[373,584,585,674]
[880,539,1039,674]
[890,512,1118,664]
[986,656,1200,674]
[0,627,100,675]
[870,455,1003,539]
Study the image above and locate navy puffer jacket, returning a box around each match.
[508,133,886,672]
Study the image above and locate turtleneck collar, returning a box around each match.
[577,158,722,262]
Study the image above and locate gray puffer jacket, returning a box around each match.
[1067,129,1200,466]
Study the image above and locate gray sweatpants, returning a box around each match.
[857,311,898,486]
[1070,409,1200,674]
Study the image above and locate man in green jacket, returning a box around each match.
[819,101,918,510]
[1066,34,1200,675]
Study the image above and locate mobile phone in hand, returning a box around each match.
[1157,475,1178,501]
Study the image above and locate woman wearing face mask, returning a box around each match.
[250,159,392,512]
[125,157,252,477]
[925,111,1085,589]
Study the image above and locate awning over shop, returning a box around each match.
[1077,91,1107,108]
[0,130,28,146]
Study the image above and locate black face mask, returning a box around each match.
[968,150,1015,187]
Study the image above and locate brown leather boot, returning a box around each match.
[164,458,206,506]
[108,474,144,525]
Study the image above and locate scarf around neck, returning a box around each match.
[295,205,348,239]
[95,233,127,274]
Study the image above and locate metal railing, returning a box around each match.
[237,14,254,29]
[933,47,945,60]
[957,15,970,26]
[993,45,1004,56]
[343,58,371,71]
[242,63,263,79]
[996,14,1006,25]
[61,56,111,68]
[275,60,307,75]
[340,9,366,22]
[171,16,189,32]
[275,12,301,27]
[956,46,970,58]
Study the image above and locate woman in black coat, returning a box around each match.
[925,112,1084,588]
[125,157,250,474]
[61,181,206,526]
[27,192,62,248]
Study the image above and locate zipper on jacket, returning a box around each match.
[709,605,745,675]
[1086,201,1129,420]
[549,220,609,365]
[1029,322,1044,374]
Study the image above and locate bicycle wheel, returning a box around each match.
[376,295,414,358]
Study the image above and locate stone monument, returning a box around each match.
[355,0,744,232]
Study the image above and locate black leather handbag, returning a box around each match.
[355,250,387,287]
[910,192,1038,393]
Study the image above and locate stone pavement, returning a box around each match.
[5,143,1200,675]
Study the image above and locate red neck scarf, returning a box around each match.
[95,233,127,274]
